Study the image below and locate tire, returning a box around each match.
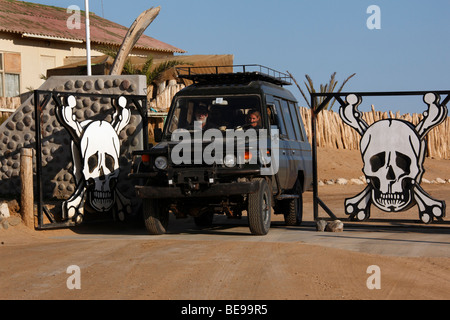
[248,178,272,235]
[143,199,169,235]
[284,180,303,226]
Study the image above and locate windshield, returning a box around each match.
[165,95,263,135]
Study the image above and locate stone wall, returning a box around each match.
[0,75,146,216]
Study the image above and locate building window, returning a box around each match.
[5,74,20,97]
[0,52,21,97]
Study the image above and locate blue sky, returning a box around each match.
[26,0,450,114]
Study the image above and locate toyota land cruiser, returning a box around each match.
[130,65,313,235]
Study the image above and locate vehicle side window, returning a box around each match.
[266,105,276,126]
[293,103,306,141]
[273,99,288,138]
[279,99,297,140]
[289,101,303,141]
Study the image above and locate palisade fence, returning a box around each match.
[1,97,448,159]
[0,97,21,118]
[299,106,450,160]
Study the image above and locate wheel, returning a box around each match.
[143,199,169,234]
[283,180,303,226]
[194,211,214,228]
[248,178,272,235]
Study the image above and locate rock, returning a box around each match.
[436,178,446,184]
[326,220,344,232]
[325,179,335,185]
[350,178,364,185]
[7,199,20,214]
[316,220,327,232]
[422,178,430,184]
[336,178,348,185]
[0,203,10,219]
[2,219,9,230]
[7,216,22,226]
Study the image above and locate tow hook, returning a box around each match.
[182,178,200,196]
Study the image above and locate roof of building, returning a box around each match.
[0,0,185,53]
[46,54,235,82]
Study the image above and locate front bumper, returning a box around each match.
[135,181,259,199]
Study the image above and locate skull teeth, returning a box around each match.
[93,191,112,199]
[380,192,404,200]
[376,191,408,209]
[90,191,114,211]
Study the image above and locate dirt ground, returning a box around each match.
[0,147,449,300]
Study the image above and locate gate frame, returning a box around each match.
[310,90,450,221]
[33,90,148,230]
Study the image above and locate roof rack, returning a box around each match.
[176,64,292,86]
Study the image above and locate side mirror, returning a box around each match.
[154,128,162,142]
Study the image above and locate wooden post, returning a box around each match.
[20,148,34,228]
[110,7,160,75]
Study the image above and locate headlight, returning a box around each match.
[154,156,168,170]
[223,154,236,168]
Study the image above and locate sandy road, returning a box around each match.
[0,184,449,301]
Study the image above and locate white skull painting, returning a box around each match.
[339,93,447,223]
[56,95,132,224]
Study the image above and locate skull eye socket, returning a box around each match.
[88,151,99,173]
[396,152,411,174]
[105,153,115,173]
[370,152,385,172]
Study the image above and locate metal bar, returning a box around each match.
[311,97,319,221]
[38,221,77,230]
[314,95,334,114]
[43,206,55,224]
[313,90,450,98]
[34,90,44,229]
[335,95,346,107]
[310,93,341,221]
[317,197,338,220]
[441,94,450,106]
[49,91,146,99]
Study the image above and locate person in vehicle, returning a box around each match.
[189,103,216,130]
[245,110,262,129]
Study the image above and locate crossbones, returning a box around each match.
[339,92,447,223]
[56,95,132,224]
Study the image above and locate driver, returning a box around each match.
[190,103,217,130]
